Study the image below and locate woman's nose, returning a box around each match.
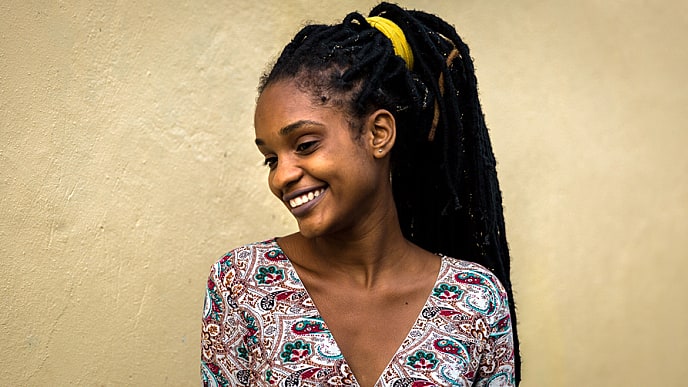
[270,155,303,193]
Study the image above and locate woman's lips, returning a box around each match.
[288,188,325,208]
[286,187,327,217]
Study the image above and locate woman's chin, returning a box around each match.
[295,224,323,239]
[295,217,334,239]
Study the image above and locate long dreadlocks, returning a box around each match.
[258,2,520,382]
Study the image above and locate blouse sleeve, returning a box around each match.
[473,272,516,387]
[201,253,250,386]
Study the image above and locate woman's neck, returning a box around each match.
[281,209,421,289]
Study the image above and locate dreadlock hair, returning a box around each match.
[258,2,520,381]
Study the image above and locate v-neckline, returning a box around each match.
[272,238,446,387]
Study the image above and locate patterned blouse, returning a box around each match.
[201,239,515,386]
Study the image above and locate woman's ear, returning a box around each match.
[367,109,396,159]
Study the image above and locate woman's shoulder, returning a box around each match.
[213,238,279,263]
[438,256,510,311]
[430,256,512,332]
[209,238,285,278]
[441,256,506,288]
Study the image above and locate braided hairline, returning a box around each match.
[259,16,414,133]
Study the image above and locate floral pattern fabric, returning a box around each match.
[202,239,514,386]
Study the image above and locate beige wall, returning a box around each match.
[1,1,686,385]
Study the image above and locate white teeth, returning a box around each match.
[288,188,324,209]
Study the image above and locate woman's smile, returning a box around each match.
[284,186,327,217]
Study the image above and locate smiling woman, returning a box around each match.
[201,2,519,386]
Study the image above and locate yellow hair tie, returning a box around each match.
[366,16,414,70]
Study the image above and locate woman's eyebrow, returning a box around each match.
[279,120,324,136]
[255,120,324,146]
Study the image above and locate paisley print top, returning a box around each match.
[201,239,515,386]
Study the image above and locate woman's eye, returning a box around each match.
[296,141,317,153]
[263,157,277,169]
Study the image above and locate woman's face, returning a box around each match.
[254,81,390,238]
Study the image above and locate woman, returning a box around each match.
[202,3,520,386]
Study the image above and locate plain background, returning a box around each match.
[2,0,687,385]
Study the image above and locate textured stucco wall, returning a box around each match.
[1,1,686,385]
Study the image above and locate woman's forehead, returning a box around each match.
[255,82,347,137]
[256,82,313,121]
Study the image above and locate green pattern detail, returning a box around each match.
[237,343,249,360]
[280,340,312,363]
[255,265,285,284]
[406,350,439,370]
[433,283,464,299]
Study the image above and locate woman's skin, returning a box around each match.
[254,80,441,387]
